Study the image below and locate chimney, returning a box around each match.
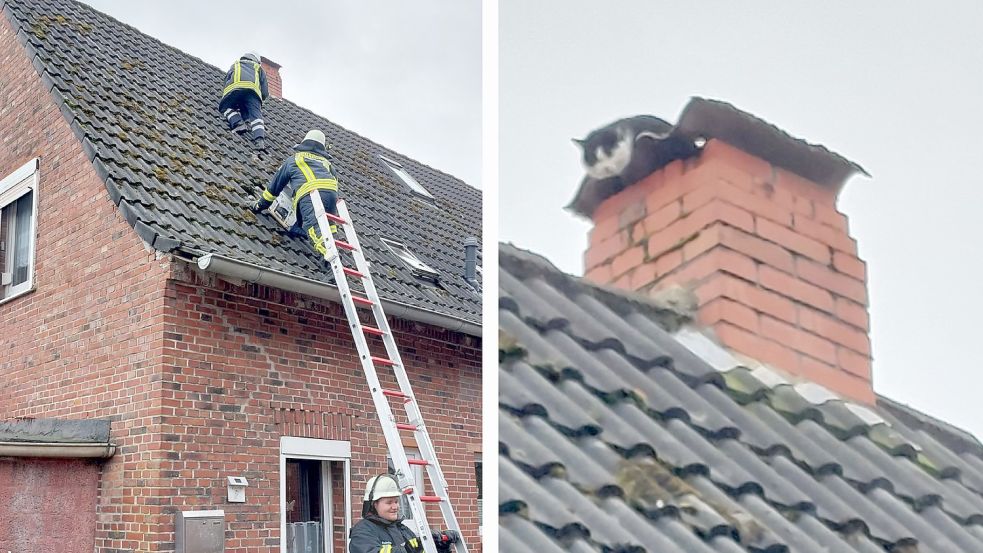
[463,237,479,287]
[260,56,282,98]
[576,98,874,403]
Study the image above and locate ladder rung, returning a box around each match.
[362,325,385,336]
[343,267,365,279]
[382,389,406,398]
[352,295,374,307]
[335,240,357,251]
[324,213,347,225]
[371,355,397,367]
[396,423,417,431]
[419,496,443,503]
[407,459,429,466]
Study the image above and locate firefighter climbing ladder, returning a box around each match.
[308,192,467,553]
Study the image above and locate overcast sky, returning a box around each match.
[501,1,983,439]
[81,0,481,188]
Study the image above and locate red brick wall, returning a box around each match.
[152,269,482,552]
[0,9,173,553]
[584,139,873,403]
[1,11,482,553]
[0,457,101,553]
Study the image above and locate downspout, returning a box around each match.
[194,252,482,337]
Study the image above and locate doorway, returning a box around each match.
[280,438,351,553]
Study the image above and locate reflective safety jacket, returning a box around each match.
[261,141,339,210]
[221,58,269,101]
[349,515,422,553]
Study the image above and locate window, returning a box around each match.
[0,158,39,303]
[379,155,433,200]
[387,448,424,524]
[381,238,440,282]
[475,455,482,535]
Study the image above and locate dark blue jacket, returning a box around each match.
[222,57,269,101]
[260,141,339,209]
[349,515,421,553]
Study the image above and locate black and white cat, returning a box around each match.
[573,115,672,184]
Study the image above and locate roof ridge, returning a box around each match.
[4,0,481,325]
[63,0,474,188]
[499,241,694,331]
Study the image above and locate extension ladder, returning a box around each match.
[308,193,468,553]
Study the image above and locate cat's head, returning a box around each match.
[573,126,633,180]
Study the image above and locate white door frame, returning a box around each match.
[280,437,352,553]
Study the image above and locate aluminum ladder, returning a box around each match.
[308,193,467,553]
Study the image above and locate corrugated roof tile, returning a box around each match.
[500,242,983,551]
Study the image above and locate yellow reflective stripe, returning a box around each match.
[292,153,338,209]
[261,190,276,202]
[222,61,261,97]
[295,154,317,182]
[293,179,339,210]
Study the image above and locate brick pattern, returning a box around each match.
[259,57,282,99]
[0,13,482,552]
[584,139,873,403]
[157,270,483,552]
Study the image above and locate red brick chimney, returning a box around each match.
[260,56,282,98]
[575,98,874,403]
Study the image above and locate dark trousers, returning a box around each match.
[295,190,339,254]
[218,90,266,140]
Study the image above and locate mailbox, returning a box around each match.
[176,510,225,553]
[227,476,248,503]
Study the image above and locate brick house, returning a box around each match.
[0,1,481,552]
[500,99,983,550]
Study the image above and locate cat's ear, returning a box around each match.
[571,137,586,148]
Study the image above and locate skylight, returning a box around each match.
[379,155,434,200]
[381,238,440,281]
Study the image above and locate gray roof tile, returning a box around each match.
[4,0,480,324]
[500,242,983,551]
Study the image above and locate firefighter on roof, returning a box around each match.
[252,130,341,257]
[219,52,269,150]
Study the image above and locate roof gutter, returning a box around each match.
[0,441,116,459]
[194,253,481,337]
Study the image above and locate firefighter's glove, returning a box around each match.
[251,198,272,213]
[404,537,424,553]
[432,530,459,553]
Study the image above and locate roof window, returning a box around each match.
[379,155,434,200]
[381,238,439,281]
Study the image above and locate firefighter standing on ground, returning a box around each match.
[349,474,423,553]
[219,52,269,150]
[251,129,341,256]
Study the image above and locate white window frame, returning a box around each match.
[387,447,424,528]
[379,155,434,200]
[279,437,351,553]
[381,238,440,281]
[0,158,39,304]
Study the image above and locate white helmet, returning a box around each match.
[243,52,260,63]
[303,129,326,147]
[363,474,401,501]
[361,474,402,517]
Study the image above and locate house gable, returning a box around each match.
[1,0,481,328]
